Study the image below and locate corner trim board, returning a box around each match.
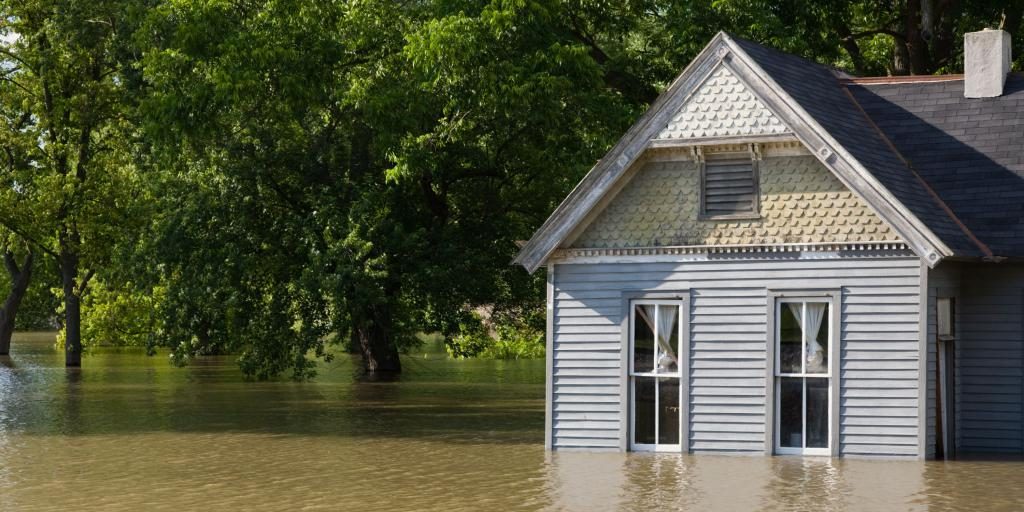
[917,260,928,459]
[545,263,555,451]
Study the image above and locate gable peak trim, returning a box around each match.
[513,33,952,273]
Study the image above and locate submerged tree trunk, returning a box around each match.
[0,251,34,355]
[352,304,401,375]
[60,249,82,367]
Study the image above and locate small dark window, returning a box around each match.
[700,157,759,219]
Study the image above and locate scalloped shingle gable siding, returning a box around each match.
[657,65,789,139]
[572,155,897,248]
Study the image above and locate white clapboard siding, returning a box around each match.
[551,255,923,457]
[956,264,1024,454]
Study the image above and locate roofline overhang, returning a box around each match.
[513,32,953,273]
[719,35,953,266]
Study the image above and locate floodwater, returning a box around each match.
[1,334,1023,511]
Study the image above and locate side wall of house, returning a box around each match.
[550,253,923,457]
[926,262,961,459]
[957,263,1024,454]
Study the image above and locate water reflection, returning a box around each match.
[1,334,1024,511]
[545,453,934,512]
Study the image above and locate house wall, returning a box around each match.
[550,252,924,457]
[955,263,1024,454]
[571,155,898,249]
[925,262,961,459]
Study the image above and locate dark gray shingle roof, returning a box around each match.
[731,37,991,258]
[848,75,1024,258]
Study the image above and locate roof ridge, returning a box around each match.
[839,84,993,258]
[727,34,857,78]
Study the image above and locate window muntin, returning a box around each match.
[630,301,683,452]
[700,156,759,219]
[775,299,832,455]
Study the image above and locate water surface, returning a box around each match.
[1,333,1022,511]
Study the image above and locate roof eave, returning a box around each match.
[514,32,957,273]
[719,35,953,267]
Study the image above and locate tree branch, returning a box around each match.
[0,217,58,260]
[77,269,96,296]
[845,28,907,42]
[0,48,36,75]
[0,76,36,98]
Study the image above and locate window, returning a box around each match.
[775,298,832,455]
[700,155,759,218]
[935,297,955,459]
[630,300,683,452]
[937,297,954,340]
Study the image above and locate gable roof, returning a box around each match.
[514,32,1008,273]
[729,37,985,259]
[846,74,1024,257]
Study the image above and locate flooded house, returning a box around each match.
[514,29,1024,459]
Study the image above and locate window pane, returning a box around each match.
[779,378,803,448]
[806,302,829,374]
[658,378,680,445]
[633,305,655,373]
[634,378,656,445]
[806,378,829,448]
[937,297,953,337]
[656,304,680,373]
[779,304,802,374]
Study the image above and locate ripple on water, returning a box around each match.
[2,334,1024,511]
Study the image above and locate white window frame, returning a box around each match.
[628,299,685,453]
[774,296,835,456]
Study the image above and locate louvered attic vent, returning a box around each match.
[700,156,759,219]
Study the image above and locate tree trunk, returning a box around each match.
[61,250,82,367]
[353,304,401,375]
[0,251,34,355]
[905,0,933,74]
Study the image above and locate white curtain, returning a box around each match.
[787,303,827,373]
[642,305,678,371]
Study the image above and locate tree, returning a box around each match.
[131,0,633,377]
[702,0,1022,76]
[0,0,145,366]
[14,0,1013,378]
[0,242,33,355]
[135,0,396,378]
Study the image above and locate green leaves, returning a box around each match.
[4,0,1018,376]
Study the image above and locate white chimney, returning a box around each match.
[964,28,1011,98]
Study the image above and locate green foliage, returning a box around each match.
[479,324,545,360]
[78,281,163,349]
[445,313,491,359]
[0,0,153,359]
[446,332,492,360]
[4,0,1021,377]
[445,310,545,360]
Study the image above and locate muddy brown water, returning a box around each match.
[1,332,1023,511]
